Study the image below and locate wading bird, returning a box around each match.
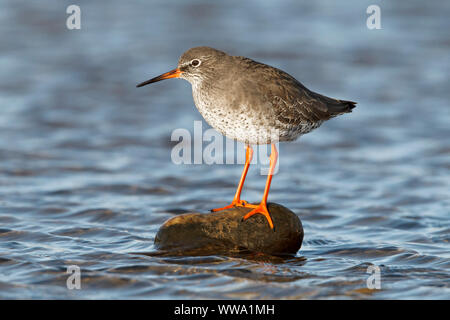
[137,47,356,230]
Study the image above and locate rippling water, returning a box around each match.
[0,0,449,299]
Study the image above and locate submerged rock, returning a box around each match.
[155,203,303,256]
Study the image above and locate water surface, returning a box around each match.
[0,0,449,299]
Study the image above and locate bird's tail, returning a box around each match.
[338,100,357,113]
[326,99,357,117]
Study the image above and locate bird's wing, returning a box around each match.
[235,57,356,125]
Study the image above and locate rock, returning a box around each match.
[155,203,303,256]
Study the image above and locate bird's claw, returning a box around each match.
[241,203,274,230]
[211,199,250,212]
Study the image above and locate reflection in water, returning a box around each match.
[0,0,449,299]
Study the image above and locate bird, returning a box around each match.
[137,46,356,230]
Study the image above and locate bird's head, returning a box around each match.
[136,46,227,88]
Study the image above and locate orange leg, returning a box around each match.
[242,144,278,229]
[211,145,253,212]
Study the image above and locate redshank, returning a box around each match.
[137,46,356,230]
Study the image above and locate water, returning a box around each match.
[0,0,449,299]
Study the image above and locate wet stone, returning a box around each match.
[155,203,303,256]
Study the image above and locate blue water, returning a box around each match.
[0,0,449,299]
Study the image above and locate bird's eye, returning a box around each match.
[191,59,201,67]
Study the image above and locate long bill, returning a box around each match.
[136,68,182,87]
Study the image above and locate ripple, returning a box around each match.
[49,184,172,196]
[0,0,449,300]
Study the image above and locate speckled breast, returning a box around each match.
[193,94,275,145]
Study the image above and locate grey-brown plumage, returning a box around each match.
[139,46,356,144]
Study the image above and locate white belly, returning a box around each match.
[193,95,281,145]
[191,85,322,144]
